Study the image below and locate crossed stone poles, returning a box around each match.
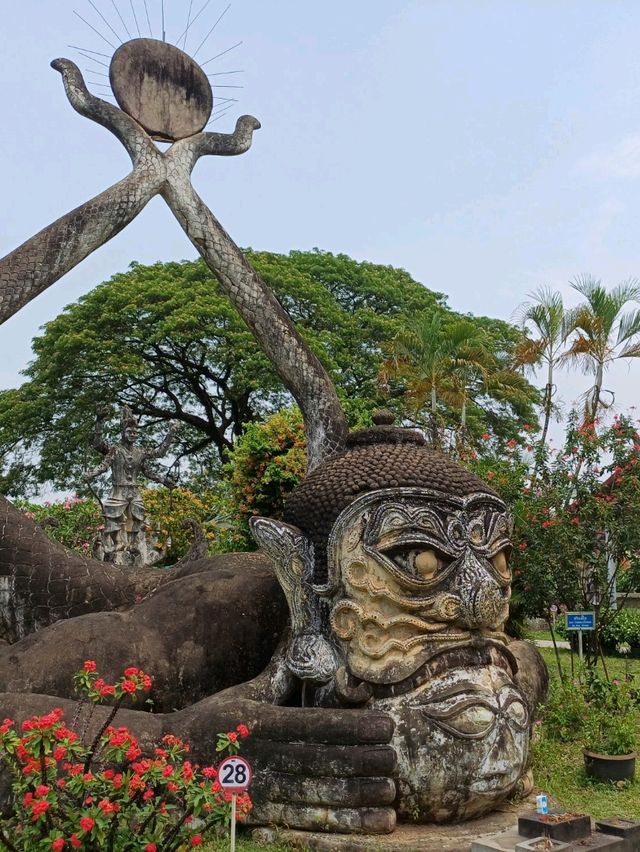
[0,59,347,472]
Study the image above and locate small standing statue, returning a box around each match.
[84,406,178,568]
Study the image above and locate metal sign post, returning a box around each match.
[218,755,253,852]
[565,611,596,662]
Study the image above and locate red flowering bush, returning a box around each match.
[0,663,251,850]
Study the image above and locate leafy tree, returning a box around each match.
[0,250,534,494]
[563,276,640,423]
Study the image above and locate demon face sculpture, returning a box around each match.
[253,420,539,823]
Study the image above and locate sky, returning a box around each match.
[2,0,640,436]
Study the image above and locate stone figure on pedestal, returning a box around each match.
[83,406,177,567]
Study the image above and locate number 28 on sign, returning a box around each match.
[218,755,253,852]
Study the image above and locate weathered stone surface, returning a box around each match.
[0,553,287,711]
[253,796,540,850]
[110,38,213,141]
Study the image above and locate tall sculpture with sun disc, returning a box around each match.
[0,4,547,837]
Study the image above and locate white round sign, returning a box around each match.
[218,756,253,792]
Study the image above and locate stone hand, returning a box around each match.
[181,693,398,835]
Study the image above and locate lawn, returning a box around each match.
[532,642,640,820]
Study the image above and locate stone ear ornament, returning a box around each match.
[250,517,338,684]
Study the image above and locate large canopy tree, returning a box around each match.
[0,249,535,494]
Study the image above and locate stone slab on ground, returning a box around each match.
[596,819,640,851]
[252,796,537,852]
[519,811,591,843]
[470,829,524,852]
[515,839,571,852]
[571,834,627,851]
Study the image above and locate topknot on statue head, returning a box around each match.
[284,411,501,583]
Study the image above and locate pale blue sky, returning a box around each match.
[2,0,640,428]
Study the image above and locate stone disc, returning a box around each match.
[109,38,213,142]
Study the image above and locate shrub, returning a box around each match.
[225,408,307,546]
[600,608,640,655]
[0,662,251,850]
[15,496,102,556]
[540,680,589,742]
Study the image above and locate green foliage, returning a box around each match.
[383,310,538,448]
[506,415,640,662]
[540,680,589,743]
[14,496,102,556]
[0,250,534,496]
[582,674,638,755]
[225,409,307,547]
[600,609,640,654]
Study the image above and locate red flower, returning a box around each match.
[79,816,95,833]
[570,516,580,525]
[518,542,528,551]
[202,766,217,778]
[124,667,140,677]
[51,838,65,851]
[482,433,490,440]
[506,438,517,449]
[145,846,157,852]
[83,661,96,672]
[31,800,50,819]
[121,680,137,694]
[70,836,82,849]
[191,837,203,847]
[35,784,50,797]
[227,732,238,743]
[53,746,67,761]
[100,685,116,698]
[236,724,249,738]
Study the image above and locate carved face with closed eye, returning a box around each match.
[373,662,530,822]
[320,487,514,685]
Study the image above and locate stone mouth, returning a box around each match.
[368,638,519,699]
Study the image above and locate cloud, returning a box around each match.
[577,133,640,179]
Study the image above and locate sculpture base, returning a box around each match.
[252,795,537,851]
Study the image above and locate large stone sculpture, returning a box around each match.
[0,33,547,837]
[84,406,177,567]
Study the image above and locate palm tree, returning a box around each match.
[563,276,640,424]
[383,313,497,448]
[513,287,567,449]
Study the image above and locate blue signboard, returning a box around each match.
[566,611,596,631]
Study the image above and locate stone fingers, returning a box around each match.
[248,741,396,777]
[252,771,396,808]
[235,703,395,745]
[249,802,396,834]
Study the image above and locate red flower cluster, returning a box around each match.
[0,663,252,850]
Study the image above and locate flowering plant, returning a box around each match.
[0,662,251,850]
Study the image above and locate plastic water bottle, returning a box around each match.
[536,794,549,815]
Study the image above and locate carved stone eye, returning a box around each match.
[429,703,496,738]
[492,550,511,580]
[387,547,448,580]
[506,700,528,728]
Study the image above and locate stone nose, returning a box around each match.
[453,551,509,629]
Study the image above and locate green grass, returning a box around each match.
[532,642,640,820]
